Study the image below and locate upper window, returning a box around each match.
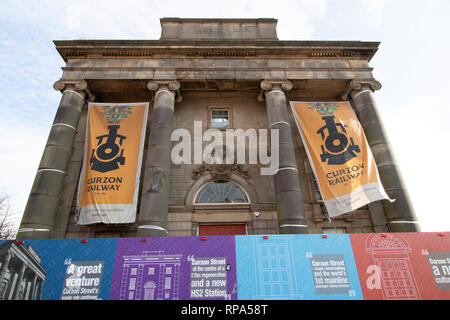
[195,180,249,204]
[211,109,229,129]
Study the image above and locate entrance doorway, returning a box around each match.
[198,224,246,236]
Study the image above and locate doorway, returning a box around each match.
[198,224,246,236]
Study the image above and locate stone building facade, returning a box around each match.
[17,18,420,239]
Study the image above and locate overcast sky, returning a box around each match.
[0,0,449,232]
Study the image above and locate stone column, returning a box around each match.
[137,80,181,237]
[12,262,26,300]
[349,80,420,232]
[37,279,44,300]
[30,273,38,300]
[0,251,12,289]
[259,80,308,234]
[17,80,93,239]
[23,278,31,300]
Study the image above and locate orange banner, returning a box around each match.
[77,102,148,224]
[290,101,392,218]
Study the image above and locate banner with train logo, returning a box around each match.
[290,101,392,218]
[77,102,148,224]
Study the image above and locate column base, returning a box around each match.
[137,224,169,237]
[278,224,309,234]
[388,220,421,232]
[16,226,52,240]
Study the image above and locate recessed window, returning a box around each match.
[195,180,249,204]
[211,109,229,129]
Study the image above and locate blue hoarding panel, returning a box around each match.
[235,234,363,300]
[14,238,117,300]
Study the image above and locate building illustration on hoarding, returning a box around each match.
[251,236,300,299]
[365,233,420,300]
[0,241,47,300]
[236,234,364,300]
[110,236,238,300]
[119,250,182,300]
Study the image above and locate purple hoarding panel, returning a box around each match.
[109,236,237,300]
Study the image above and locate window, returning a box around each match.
[211,109,229,129]
[129,278,136,290]
[195,180,249,204]
[165,267,172,275]
[164,277,171,290]
[259,243,293,296]
[148,268,155,275]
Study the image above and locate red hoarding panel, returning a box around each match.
[350,232,450,300]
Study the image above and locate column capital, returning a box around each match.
[258,79,293,102]
[260,79,293,92]
[350,79,382,93]
[147,80,182,102]
[147,80,180,91]
[53,79,95,101]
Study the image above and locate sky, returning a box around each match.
[0,0,449,233]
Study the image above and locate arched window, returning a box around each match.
[195,180,249,204]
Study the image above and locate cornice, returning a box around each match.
[53,39,380,47]
[54,40,379,62]
[160,17,278,23]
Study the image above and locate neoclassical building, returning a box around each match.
[119,250,182,300]
[17,18,420,239]
[0,241,47,300]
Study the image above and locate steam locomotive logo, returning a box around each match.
[90,105,132,173]
[308,103,360,165]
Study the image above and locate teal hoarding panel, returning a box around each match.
[235,234,363,300]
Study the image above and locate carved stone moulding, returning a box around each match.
[192,163,250,180]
